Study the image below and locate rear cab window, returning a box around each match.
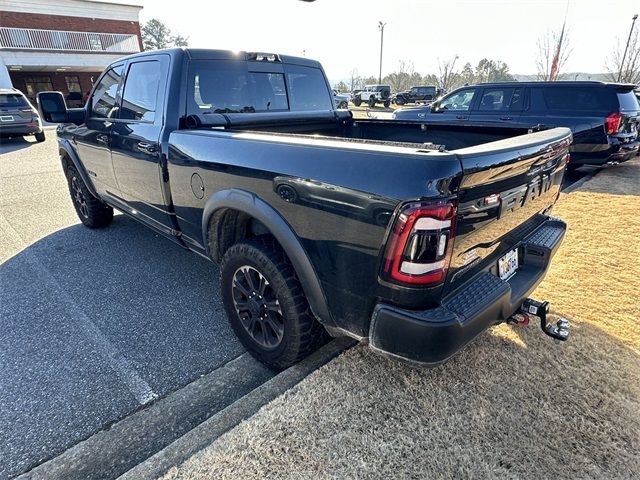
[187,60,332,116]
[119,60,162,122]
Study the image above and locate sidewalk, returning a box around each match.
[161,160,640,480]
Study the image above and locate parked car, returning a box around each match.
[393,81,639,167]
[333,90,349,109]
[0,88,45,142]
[352,84,391,108]
[38,48,571,369]
[393,85,440,105]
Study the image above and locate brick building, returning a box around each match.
[0,0,143,106]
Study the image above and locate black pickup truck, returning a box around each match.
[38,48,572,369]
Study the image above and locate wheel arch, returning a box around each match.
[201,189,335,327]
[58,138,99,198]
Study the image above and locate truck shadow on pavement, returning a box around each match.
[0,137,38,154]
[0,214,243,479]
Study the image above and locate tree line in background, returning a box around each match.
[139,19,639,92]
[335,24,640,93]
[334,57,515,94]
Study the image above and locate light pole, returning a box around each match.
[378,21,386,84]
[618,13,638,82]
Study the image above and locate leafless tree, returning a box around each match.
[605,30,640,84]
[535,28,572,81]
[383,60,415,92]
[437,56,460,91]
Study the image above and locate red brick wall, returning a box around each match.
[10,71,100,106]
[0,11,143,49]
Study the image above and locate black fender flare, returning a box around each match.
[201,189,335,327]
[58,138,99,198]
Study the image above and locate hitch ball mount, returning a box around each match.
[508,298,569,341]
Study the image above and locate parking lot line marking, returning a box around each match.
[0,215,158,406]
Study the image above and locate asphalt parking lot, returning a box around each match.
[0,134,248,478]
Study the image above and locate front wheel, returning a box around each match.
[67,166,113,228]
[220,238,327,370]
[35,131,45,142]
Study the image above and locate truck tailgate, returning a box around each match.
[444,127,572,295]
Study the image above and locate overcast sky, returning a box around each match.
[134,0,638,82]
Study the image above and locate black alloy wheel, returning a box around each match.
[231,265,285,350]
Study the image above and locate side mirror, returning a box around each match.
[37,91,85,125]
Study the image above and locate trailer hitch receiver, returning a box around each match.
[509,298,569,341]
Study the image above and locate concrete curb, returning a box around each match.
[18,354,275,480]
[118,337,355,480]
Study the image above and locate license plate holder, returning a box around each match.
[498,248,519,280]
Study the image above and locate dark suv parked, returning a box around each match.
[0,88,45,142]
[393,81,639,166]
[393,85,439,105]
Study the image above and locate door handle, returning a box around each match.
[137,141,158,154]
[500,116,513,121]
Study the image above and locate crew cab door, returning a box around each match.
[75,64,123,197]
[110,55,173,231]
[470,86,524,127]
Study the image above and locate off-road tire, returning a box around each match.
[66,166,113,228]
[395,97,405,105]
[383,99,391,108]
[368,97,376,108]
[353,97,362,107]
[35,132,45,142]
[220,237,328,370]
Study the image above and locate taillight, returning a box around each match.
[605,112,622,135]
[382,201,456,286]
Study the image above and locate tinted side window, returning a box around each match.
[479,88,512,111]
[538,87,615,111]
[188,60,288,115]
[90,66,122,118]
[120,61,161,122]
[440,88,477,111]
[617,91,639,112]
[285,65,333,111]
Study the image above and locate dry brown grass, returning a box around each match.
[162,161,640,480]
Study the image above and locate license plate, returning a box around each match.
[498,249,519,280]
[0,115,14,122]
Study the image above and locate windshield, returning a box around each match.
[0,94,29,109]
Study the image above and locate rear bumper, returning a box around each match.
[369,217,566,366]
[571,138,639,166]
[0,123,42,136]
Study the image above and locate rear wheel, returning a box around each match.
[368,96,376,108]
[220,238,327,370]
[383,99,391,108]
[35,131,45,142]
[67,166,113,228]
